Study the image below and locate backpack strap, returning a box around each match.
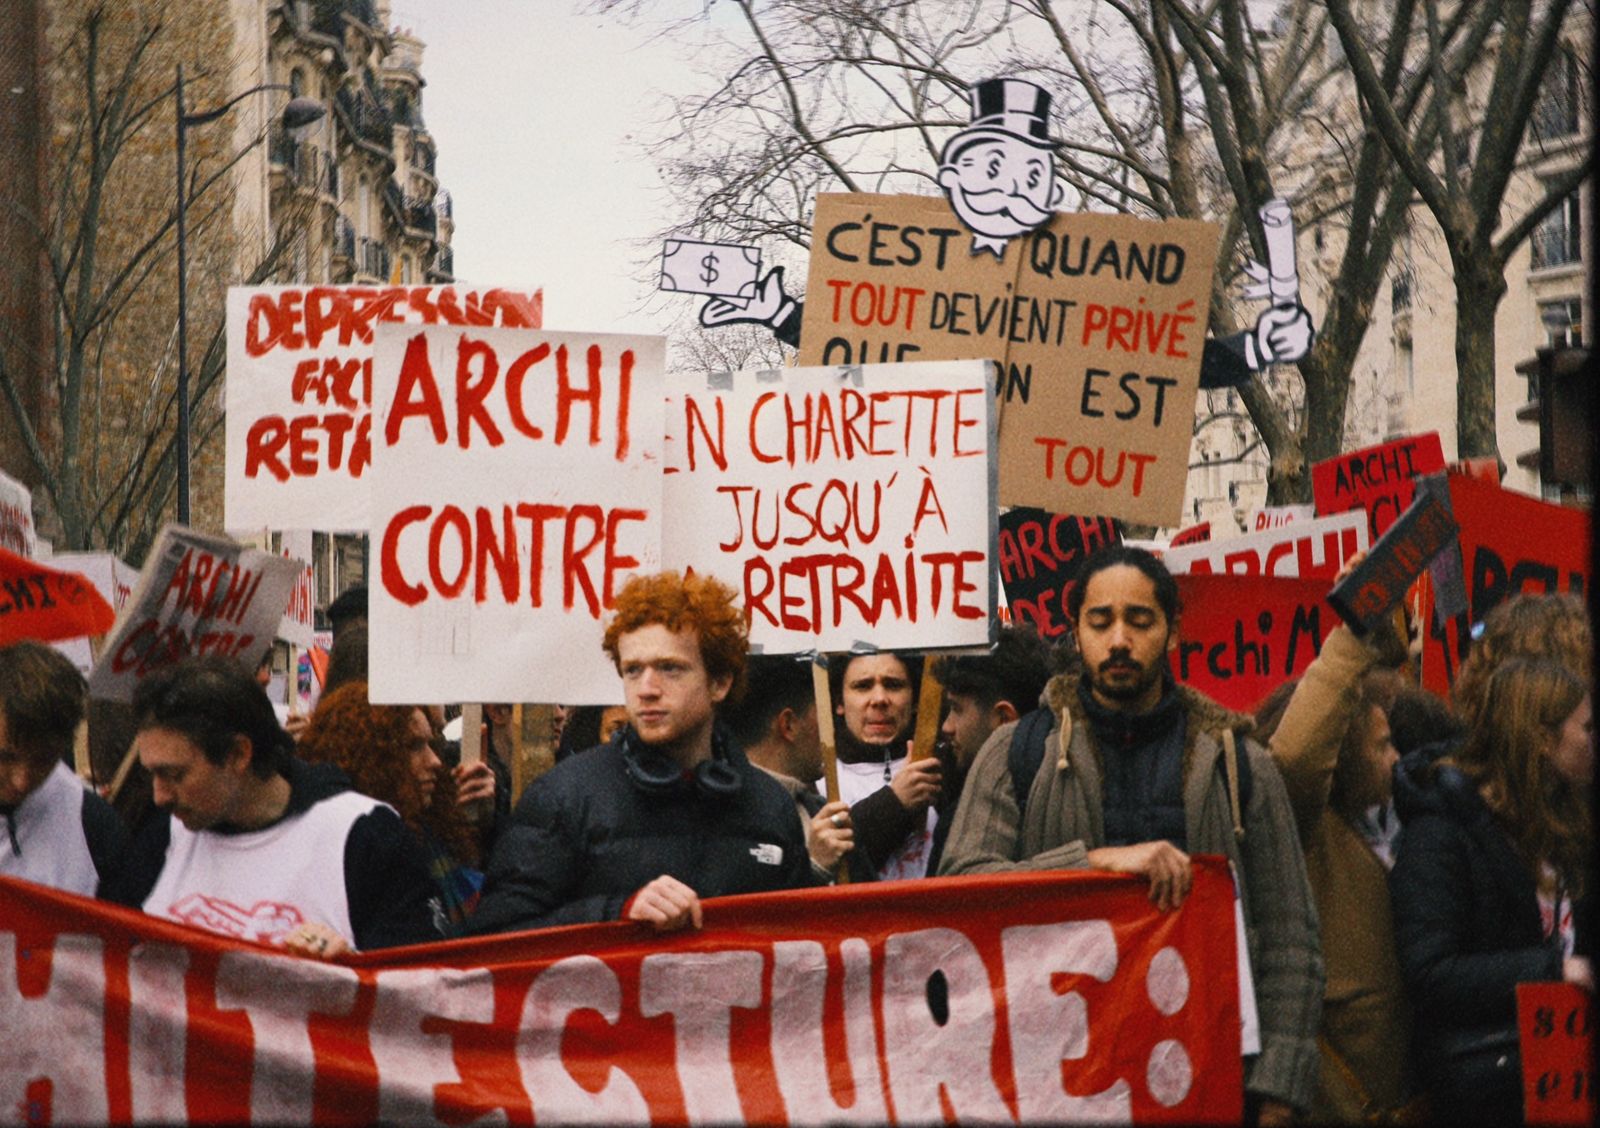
[1223,728,1245,843]
[1008,707,1058,820]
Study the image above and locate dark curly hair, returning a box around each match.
[297,682,479,866]
[601,570,749,703]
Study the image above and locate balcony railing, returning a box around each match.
[414,139,436,177]
[435,191,452,221]
[1531,223,1581,270]
[336,84,393,152]
[270,129,338,197]
[357,237,391,280]
[401,197,437,236]
[334,215,356,261]
[311,0,378,36]
[1391,268,1413,314]
[433,246,454,279]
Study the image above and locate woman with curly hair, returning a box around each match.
[1390,657,1593,1125]
[298,683,494,927]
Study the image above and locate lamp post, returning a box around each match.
[175,64,324,524]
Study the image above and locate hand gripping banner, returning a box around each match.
[1,863,1243,1125]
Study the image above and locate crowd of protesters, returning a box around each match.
[0,546,1591,1125]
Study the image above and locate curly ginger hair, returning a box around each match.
[602,571,749,703]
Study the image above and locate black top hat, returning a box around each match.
[962,77,1058,148]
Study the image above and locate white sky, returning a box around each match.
[388,1,711,338]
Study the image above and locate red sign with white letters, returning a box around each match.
[0,864,1243,1125]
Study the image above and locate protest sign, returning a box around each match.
[997,508,1122,640]
[1518,982,1593,1125]
[662,361,995,652]
[225,284,543,532]
[1312,432,1446,541]
[1171,574,1338,710]
[368,325,664,705]
[1161,510,1368,579]
[0,468,36,558]
[660,239,761,301]
[0,861,1243,1126]
[1421,476,1590,694]
[274,529,317,647]
[1248,504,1312,532]
[86,526,302,703]
[0,548,115,645]
[48,552,138,674]
[1169,521,1211,546]
[798,193,1218,526]
[1326,487,1458,635]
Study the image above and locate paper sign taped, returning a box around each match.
[660,239,761,301]
[1162,510,1369,579]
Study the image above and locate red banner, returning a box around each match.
[0,547,116,644]
[1171,574,1338,712]
[1518,982,1594,1125]
[1,865,1242,1125]
[1312,432,1446,541]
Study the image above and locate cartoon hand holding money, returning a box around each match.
[1237,199,1314,369]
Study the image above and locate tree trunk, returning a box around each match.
[1453,261,1507,460]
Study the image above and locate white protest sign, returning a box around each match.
[275,528,316,647]
[663,360,997,653]
[368,324,664,705]
[1162,509,1369,578]
[0,468,36,558]
[1248,504,1314,533]
[49,552,137,675]
[87,526,304,702]
[225,283,543,532]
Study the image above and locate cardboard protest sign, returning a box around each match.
[798,193,1218,526]
[1327,487,1458,635]
[0,468,36,558]
[0,548,115,644]
[1422,476,1590,694]
[1248,504,1312,533]
[662,361,995,652]
[1161,510,1368,579]
[87,526,303,703]
[0,861,1245,1125]
[369,325,664,705]
[1312,432,1446,541]
[997,508,1122,640]
[225,284,543,532]
[660,239,761,301]
[1171,574,1338,710]
[1518,982,1594,1125]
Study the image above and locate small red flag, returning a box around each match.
[0,547,117,643]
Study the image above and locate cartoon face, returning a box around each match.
[937,133,1064,254]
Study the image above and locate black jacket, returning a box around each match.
[1389,753,1573,1121]
[462,727,815,935]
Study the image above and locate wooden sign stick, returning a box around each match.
[509,703,526,806]
[106,740,140,804]
[912,659,944,763]
[812,656,849,885]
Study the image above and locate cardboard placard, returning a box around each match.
[1518,982,1594,1125]
[1171,574,1338,710]
[997,508,1122,640]
[798,194,1219,526]
[1422,476,1591,694]
[0,469,37,559]
[662,361,996,652]
[1312,432,1446,541]
[225,284,543,532]
[87,525,303,703]
[1161,510,1369,579]
[368,325,664,705]
[1327,487,1459,634]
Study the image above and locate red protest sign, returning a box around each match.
[1312,432,1446,541]
[0,863,1243,1125]
[0,548,115,643]
[1421,476,1590,695]
[1169,521,1211,547]
[1162,510,1368,580]
[1171,574,1338,711]
[997,508,1122,640]
[1518,982,1594,1125]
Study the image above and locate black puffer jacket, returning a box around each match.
[462,726,815,935]
[1390,752,1571,1123]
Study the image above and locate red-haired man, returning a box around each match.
[463,571,814,935]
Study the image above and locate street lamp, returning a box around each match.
[175,64,324,524]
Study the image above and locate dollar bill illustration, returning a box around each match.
[660,240,761,302]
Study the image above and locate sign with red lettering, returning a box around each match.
[1312,432,1446,541]
[48,552,138,674]
[0,862,1244,1125]
[662,362,995,652]
[1248,504,1312,533]
[86,525,302,703]
[1421,476,1590,694]
[369,325,664,705]
[798,194,1219,526]
[998,508,1123,640]
[0,547,115,645]
[225,284,543,531]
[1326,487,1458,635]
[1170,574,1337,710]
[1161,510,1368,579]
[1518,982,1594,1125]
[1169,521,1210,547]
[277,552,316,647]
[0,468,37,558]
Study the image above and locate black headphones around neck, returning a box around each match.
[621,728,744,801]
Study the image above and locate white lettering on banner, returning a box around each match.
[128,943,191,1123]
[0,933,109,1124]
[516,955,649,1124]
[1001,921,1131,1121]
[215,952,359,1125]
[370,968,506,1126]
[769,939,889,1123]
[881,928,1011,1122]
[639,951,765,1126]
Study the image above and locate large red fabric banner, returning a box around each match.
[1,864,1243,1126]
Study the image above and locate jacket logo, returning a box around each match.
[749,843,783,866]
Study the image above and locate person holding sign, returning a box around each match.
[463,572,814,936]
[1389,658,1593,1126]
[939,546,1322,1123]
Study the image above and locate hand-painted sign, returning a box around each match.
[0,862,1244,1125]
[225,284,543,532]
[1312,432,1446,542]
[997,508,1122,640]
[663,361,996,652]
[1518,982,1593,1125]
[0,468,37,558]
[86,526,303,703]
[798,193,1218,526]
[1327,487,1458,635]
[0,548,115,645]
[48,552,138,674]
[368,325,664,705]
[1171,574,1338,711]
[1248,505,1312,533]
[1161,511,1368,579]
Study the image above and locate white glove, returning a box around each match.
[1245,302,1314,368]
[700,266,796,330]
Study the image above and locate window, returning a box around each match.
[1531,192,1582,269]
[1531,48,1581,142]
[1397,335,1414,395]
[1540,298,1583,348]
[290,68,305,98]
